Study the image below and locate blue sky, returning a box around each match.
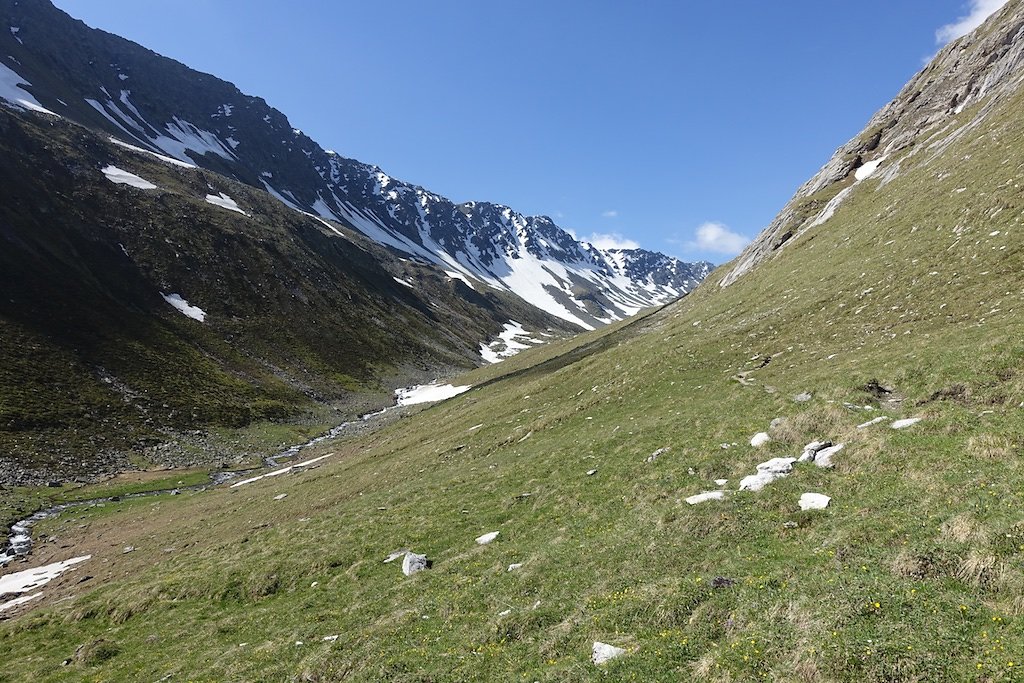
[54,0,1007,264]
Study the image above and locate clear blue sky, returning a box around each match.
[53,0,1005,264]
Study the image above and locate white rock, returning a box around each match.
[812,443,845,468]
[891,418,922,429]
[799,493,832,510]
[498,609,512,616]
[756,457,796,474]
[476,531,499,545]
[750,432,771,448]
[685,491,726,505]
[273,493,287,500]
[507,563,523,572]
[714,478,728,486]
[793,392,813,403]
[323,635,339,642]
[857,416,890,429]
[739,472,777,492]
[592,641,627,665]
[402,552,428,576]
[646,447,670,463]
[586,469,598,476]
[798,441,829,462]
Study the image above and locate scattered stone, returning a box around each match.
[592,641,627,665]
[310,581,319,588]
[711,576,735,589]
[273,493,287,501]
[720,443,731,450]
[750,432,771,448]
[295,641,303,646]
[793,392,813,403]
[122,546,135,554]
[769,417,786,430]
[812,444,845,468]
[685,491,727,505]
[498,609,511,616]
[857,416,889,429]
[322,635,338,642]
[507,563,523,572]
[586,469,598,476]
[740,457,796,491]
[798,440,831,463]
[646,447,670,463]
[476,531,499,545]
[714,478,728,486]
[783,521,798,529]
[799,493,832,510]
[402,552,429,576]
[891,417,922,429]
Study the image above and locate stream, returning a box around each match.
[1,406,394,566]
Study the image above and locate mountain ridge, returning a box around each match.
[0,0,711,329]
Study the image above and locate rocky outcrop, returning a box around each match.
[722,1,1024,286]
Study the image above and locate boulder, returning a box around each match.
[475,531,499,545]
[750,432,771,448]
[799,493,831,510]
[402,552,428,576]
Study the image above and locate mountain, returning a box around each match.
[0,0,710,483]
[722,1,1024,286]
[2,1,1022,680]
[0,0,710,331]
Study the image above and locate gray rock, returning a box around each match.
[812,443,845,468]
[646,447,670,463]
[402,552,428,576]
[793,392,813,403]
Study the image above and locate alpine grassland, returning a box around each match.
[2,59,1024,682]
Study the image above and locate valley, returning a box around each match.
[2,0,1024,681]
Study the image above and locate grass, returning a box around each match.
[4,33,1024,683]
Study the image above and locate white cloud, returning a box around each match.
[936,0,1009,44]
[601,210,618,218]
[688,222,749,255]
[586,232,640,250]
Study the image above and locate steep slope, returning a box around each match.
[0,105,574,484]
[722,0,1024,286]
[3,4,1024,683]
[0,0,710,329]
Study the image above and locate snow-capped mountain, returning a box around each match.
[0,0,711,330]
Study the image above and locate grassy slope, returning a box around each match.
[3,73,1024,683]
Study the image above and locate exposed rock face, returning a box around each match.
[721,1,1024,286]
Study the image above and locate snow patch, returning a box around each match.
[205,192,248,216]
[855,156,887,181]
[395,383,471,406]
[229,453,333,488]
[0,62,58,115]
[108,136,196,168]
[101,164,157,190]
[0,555,91,599]
[480,320,544,364]
[162,293,206,322]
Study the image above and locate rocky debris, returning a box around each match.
[592,641,627,665]
[586,469,598,476]
[507,563,523,572]
[685,491,727,505]
[799,493,832,510]
[740,457,796,491]
[857,416,890,429]
[475,531,499,545]
[733,372,757,387]
[810,444,844,468]
[891,417,923,429]
[793,392,813,403]
[322,635,339,642]
[714,478,728,486]
[122,546,135,554]
[402,552,429,576]
[750,432,771,448]
[797,440,832,463]
[646,447,670,463]
[711,576,736,589]
[273,493,287,500]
